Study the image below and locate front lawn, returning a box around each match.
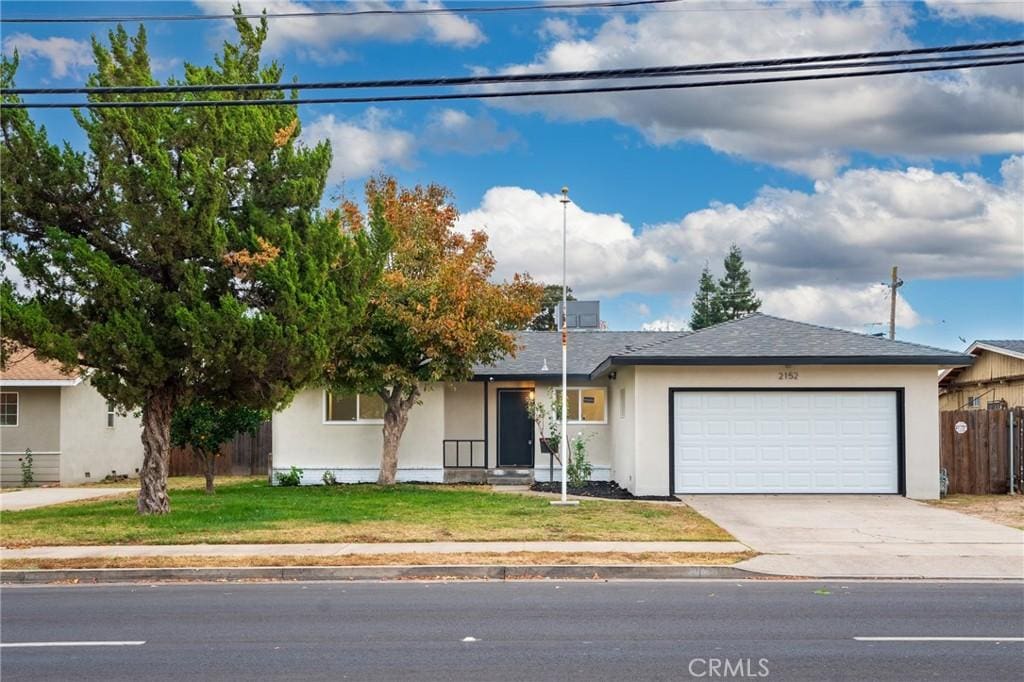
[927,494,1024,529]
[0,478,731,546]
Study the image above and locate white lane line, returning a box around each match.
[855,637,1024,642]
[1,641,146,648]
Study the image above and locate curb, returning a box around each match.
[1,564,759,584]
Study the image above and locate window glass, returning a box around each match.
[619,387,626,419]
[326,393,357,421]
[565,389,580,421]
[359,393,386,420]
[0,393,16,426]
[106,400,115,428]
[580,388,606,422]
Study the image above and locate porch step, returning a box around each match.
[486,468,535,486]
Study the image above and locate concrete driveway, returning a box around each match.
[682,495,1024,580]
[0,488,135,511]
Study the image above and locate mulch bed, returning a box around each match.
[530,480,679,502]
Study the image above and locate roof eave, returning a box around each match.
[969,342,1024,362]
[471,372,593,382]
[0,378,83,387]
[598,354,974,369]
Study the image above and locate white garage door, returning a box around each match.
[673,390,898,494]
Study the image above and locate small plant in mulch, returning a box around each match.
[530,479,679,502]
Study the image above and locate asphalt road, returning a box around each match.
[2,580,1022,681]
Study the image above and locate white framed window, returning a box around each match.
[0,392,18,427]
[554,387,607,424]
[106,400,116,428]
[619,387,626,419]
[967,396,981,408]
[324,391,386,423]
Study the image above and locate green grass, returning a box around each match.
[0,478,732,546]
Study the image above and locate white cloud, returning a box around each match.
[484,2,1023,177]
[2,33,91,78]
[924,0,1024,22]
[194,0,483,62]
[760,284,922,331]
[641,317,688,331]
[300,110,417,185]
[424,109,518,154]
[458,158,1022,329]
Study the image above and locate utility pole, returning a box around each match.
[551,187,577,507]
[888,265,903,340]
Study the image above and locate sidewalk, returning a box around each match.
[2,540,749,559]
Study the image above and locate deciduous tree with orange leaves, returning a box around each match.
[327,176,542,484]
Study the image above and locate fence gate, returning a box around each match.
[940,408,1022,494]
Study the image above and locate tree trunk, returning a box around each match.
[137,388,176,514]
[378,385,418,485]
[203,452,216,495]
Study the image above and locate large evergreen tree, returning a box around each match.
[716,244,761,320]
[526,284,575,331]
[0,15,378,513]
[689,263,724,331]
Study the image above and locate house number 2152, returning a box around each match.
[778,370,799,380]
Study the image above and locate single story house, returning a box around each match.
[938,340,1024,410]
[273,313,972,499]
[0,348,143,486]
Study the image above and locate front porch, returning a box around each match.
[441,379,612,485]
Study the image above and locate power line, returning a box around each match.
[3,0,1021,23]
[7,40,1022,97]
[3,57,1020,110]
[0,0,683,24]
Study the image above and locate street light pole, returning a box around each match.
[560,186,570,504]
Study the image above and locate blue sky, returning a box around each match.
[3,0,1022,350]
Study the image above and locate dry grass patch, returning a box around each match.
[927,494,1024,529]
[0,551,756,571]
[1,478,731,546]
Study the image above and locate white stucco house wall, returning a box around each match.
[0,348,143,486]
[273,314,972,500]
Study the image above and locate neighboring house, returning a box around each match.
[0,348,143,486]
[273,313,972,499]
[938,340,1024,411]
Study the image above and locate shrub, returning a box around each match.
[322,470,338,486]
[275,466,304,487]
[566,433,592,488]
[18,449,34,487]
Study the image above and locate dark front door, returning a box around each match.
[498,389,534,467]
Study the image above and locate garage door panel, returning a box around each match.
[674,390,898,494]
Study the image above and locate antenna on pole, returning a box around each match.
[887,266,903,340]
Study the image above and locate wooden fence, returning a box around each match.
[940,408,1023,494]
[168,421,272,477]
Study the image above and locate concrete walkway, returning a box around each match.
[682,495,1024,580]
[1,540,749,559]
[0,488,135,511]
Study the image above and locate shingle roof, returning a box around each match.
[0,346,80,383]
[975,340,1024,356]
[609,314,971,363]
[475,314,972,379]
[474,330,685,378]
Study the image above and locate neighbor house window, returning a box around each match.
[324,391,386,423]
[555,387,607,424]
[106,400,116,428]
[967,396,981,408]
[0,392,17,426]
